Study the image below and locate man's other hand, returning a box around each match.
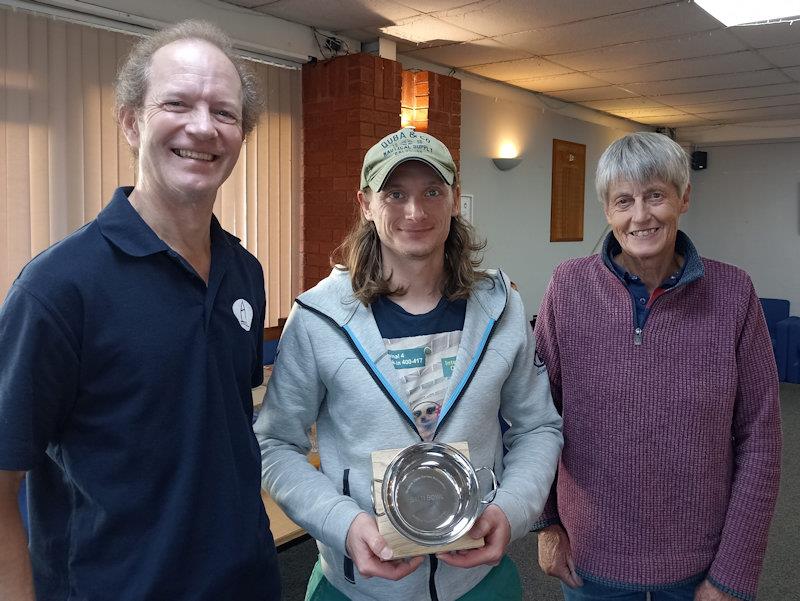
[345,512,423,580]
[436,504,511,569]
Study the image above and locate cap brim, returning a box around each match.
[367,156,455,192]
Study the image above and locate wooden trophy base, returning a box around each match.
[371,441,485,559]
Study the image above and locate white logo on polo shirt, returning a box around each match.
[233,299,253,331]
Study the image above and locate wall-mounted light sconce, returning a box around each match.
[492,140,522,171]
[492,157,523,171]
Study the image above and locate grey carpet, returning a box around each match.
[277,383,799,600]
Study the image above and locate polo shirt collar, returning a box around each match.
[601,229,705,287]
[98,186,238,257]
[97,187,170,257]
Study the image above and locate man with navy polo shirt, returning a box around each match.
[0,21,280,600]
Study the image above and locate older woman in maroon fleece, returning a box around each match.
[533,132,781,601]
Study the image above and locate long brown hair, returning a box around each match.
[332,189,489,305]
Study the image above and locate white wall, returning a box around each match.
[457,89,637,319]
[680,141,800,312]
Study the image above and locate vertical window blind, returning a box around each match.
[0,7,299,326]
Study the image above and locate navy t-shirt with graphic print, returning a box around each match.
[372,295,466,440]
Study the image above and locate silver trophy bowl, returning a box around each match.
[374,442,497,546]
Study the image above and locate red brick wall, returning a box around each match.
[301,54,402,291]
[300,56,461,291]
[421,71,462,168]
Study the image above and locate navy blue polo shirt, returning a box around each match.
[0,187,280,600]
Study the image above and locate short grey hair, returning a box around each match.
[595,132,690,204]
[115,20,264,135]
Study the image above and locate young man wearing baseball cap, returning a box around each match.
[255,128,563,600]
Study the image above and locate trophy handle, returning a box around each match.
[475,466,498,505]
[371,478,386,516]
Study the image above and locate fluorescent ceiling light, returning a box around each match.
[695,0,800,26]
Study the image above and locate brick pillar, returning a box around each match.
[400,70,461,169]
[301,54,402,291]
[423,72,461,169]
[401,70,429,132]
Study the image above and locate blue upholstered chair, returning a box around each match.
[760,298,790,376]
[777,316,800,384]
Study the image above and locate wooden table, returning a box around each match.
[261,490,306,547]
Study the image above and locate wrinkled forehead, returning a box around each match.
[608,176,674,194]
[148,39,242,96]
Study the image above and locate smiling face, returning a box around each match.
[120,39,244,206]
[604,178,690,264]
[357,161,458,271]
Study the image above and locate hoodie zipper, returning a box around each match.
[429,555,439,601]
[342,469,355,583]
[431,312,504,438]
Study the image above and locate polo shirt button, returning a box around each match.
[639,298,646,304]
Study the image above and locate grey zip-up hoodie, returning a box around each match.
[255,268,563,601]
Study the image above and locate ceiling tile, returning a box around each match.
[758,44,800,68]
[637,113,713,126]
[679,93,800,113]
[432,0,671,38]
[218,0,800,134]
[695,104,800,122]
[252,0,419,32]
[396,1,477,11]
[611,106,687,118]
[655,82,800,105]
[727,22,800,49]
[463,57,572,80]
[546,86,638,102]
[508,72,612,93]
[589,51,772,85]
[403,39,531,68]
[547,29,747,71]
[623,69,791,96]
[222,0,276,7]
[379,14,482,44]
[582,97,673,111]
[496,3,723,56]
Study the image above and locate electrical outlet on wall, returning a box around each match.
[460,194,473,223]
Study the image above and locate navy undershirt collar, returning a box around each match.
[372,295,467,339]
[602,230,704,328]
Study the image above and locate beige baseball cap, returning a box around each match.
[360,128,456,192]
